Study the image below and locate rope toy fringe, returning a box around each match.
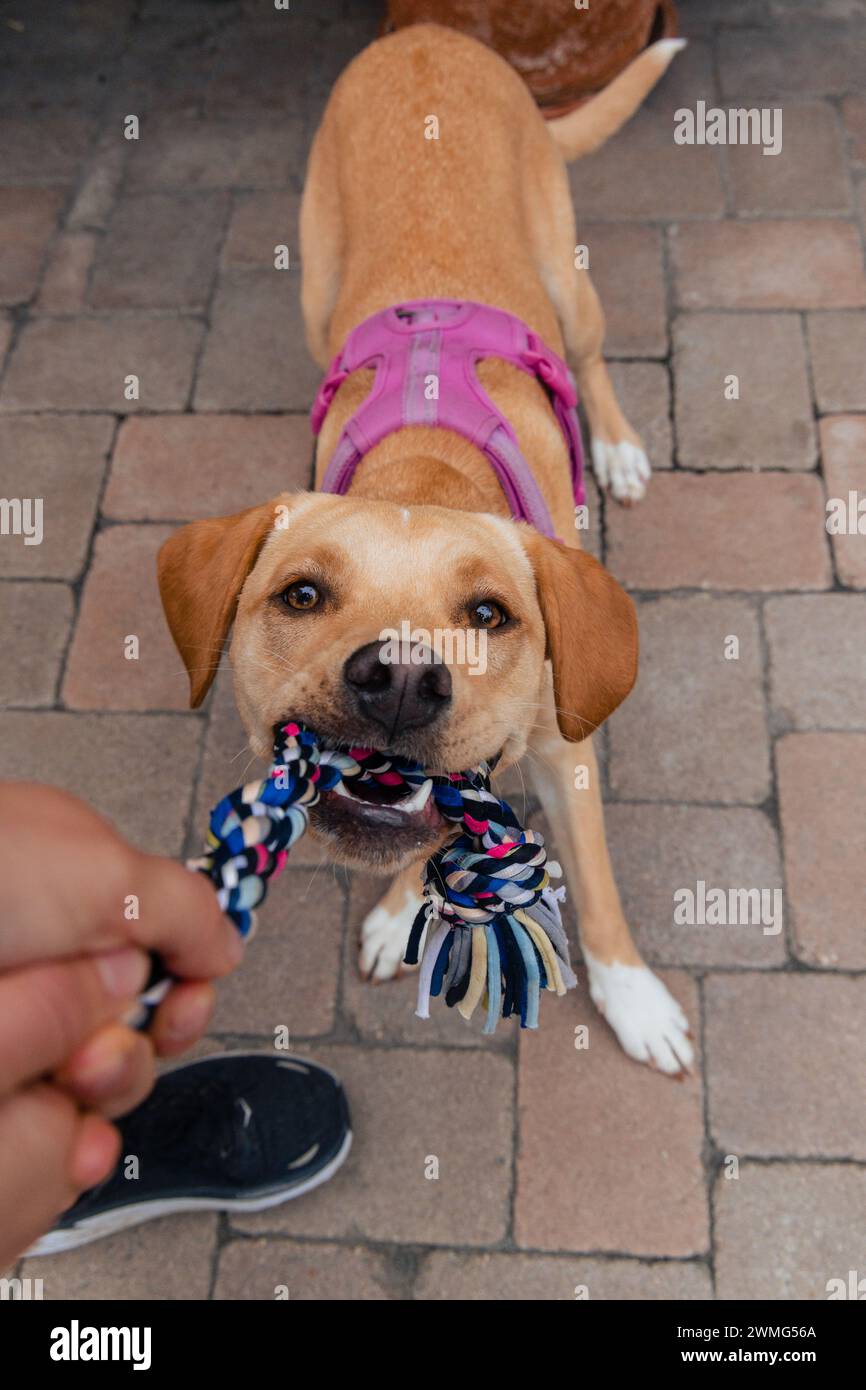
[142,721,576,1033]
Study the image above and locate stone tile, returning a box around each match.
[718,23,866,98]
[706,972,866,1156]
[0,712,201,856]
[191,668,328,868]
[728,102,850,215]
[0,311,11,367]
[0,316,203,412]
[222,190,300,269]
[125,117,307,191]
[607,474,832,591]
[842,94,866,161]
[341,872,503,1047]
[582,224,667,358]
[19,1214,216,1300]
[205,18,320,117]
[608,595,770,804]
[0,188,64,305]
[766,595,866,731]
[214,1238,401,1300]
[715,1162,866,1301]
[0,581,74,706]
[62,524,190,711]
[88,192,229,311]
[607,362,672,469]
[67,134,127,232]
[0,114,96,183]
[33,230,97,314]
[0,415,113,579]
[821,415,866,588]
[211,868,343,1038]
[231,1045,514,1246]
[104,414,313,521]
[777,732,866,968]
[673,313,815,471]
[194,272,320,411]
[606,804,786,968]
[416,1251,712,1300]
[671,220,866,310]
[807,312,866,413]
[569,106,724,221]
[515,972,706,1256]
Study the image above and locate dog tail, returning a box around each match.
[546,38,687,161]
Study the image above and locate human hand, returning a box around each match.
[0,783,242,1265]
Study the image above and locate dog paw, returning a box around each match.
[583,952,694,1075]
[591,439,651,504]
[358,888,423,982]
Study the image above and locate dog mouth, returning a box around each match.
[291,725,448,868]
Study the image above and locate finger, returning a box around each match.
[128,855,243,982]
[0,784,242,982]
[0,948,150,1097]
[0,1083,119,1268]
[54,1024,157,1119]
[149,980,216,1057]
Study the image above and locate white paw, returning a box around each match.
[358,888,424,982]
[583,952,693,1075]
[591,438,651,503]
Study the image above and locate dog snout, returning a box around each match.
[343,639,452,736]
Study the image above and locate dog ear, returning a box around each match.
[157,498,288,708]
[523,533,638,741]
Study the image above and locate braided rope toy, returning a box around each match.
[143,722,576,1033]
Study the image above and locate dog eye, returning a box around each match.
[281,581,320,611]
[471,600,508,629]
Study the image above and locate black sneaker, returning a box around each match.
[27,1052,352,1255]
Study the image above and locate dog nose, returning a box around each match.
[343,639,452,736]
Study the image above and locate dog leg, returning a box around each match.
[562,269,651,504]
[299,116,344,368]
[358,858,425,982]
[527,151,651,504]
[525,708,693,1075]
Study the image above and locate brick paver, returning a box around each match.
[607,473,833,591]
[807,312,866,412]
[104,414,313,520]
[62,524,191,711]
[608,595,770,803]
[777,733,866,969]
[706,972,866,1157]
[515,972,707,1256]
[821,415,866,587]
[671,220,866,310]
[1,0,863,1303]
[715,1163,866,1301]
[673,313,816,471]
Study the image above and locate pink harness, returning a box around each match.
[311,299,585,538]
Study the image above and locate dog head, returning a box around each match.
[158,491,636,870]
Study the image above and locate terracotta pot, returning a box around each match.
[384,0,678,116]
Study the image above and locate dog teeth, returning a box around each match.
[336,777,433,814]
[398,779,433,812]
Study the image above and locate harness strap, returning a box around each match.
[311,299,585,537]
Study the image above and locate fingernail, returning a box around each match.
[96,947,150,999]
[167,990,214,1043]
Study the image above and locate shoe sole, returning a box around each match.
[26,1127,353,1257]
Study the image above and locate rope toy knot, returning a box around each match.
[146,720,576,1034]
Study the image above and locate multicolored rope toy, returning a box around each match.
[141,722,576,1034]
